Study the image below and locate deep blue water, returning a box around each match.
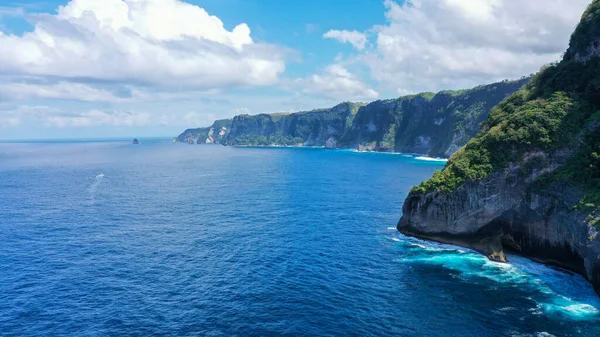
[1,139,599,337]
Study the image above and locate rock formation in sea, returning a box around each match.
[399,0,600,295]
[175,78,530,157]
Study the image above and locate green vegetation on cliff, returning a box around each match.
[411,1,600,225]
[177,119,232,144]
[222,102,363,147]
[179,79,528,156]
[566,0,600,61]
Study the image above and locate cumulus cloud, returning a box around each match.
[297,64,379,101]
[361,0,591,93]
[0,0,286,89]
[323,30,368,50]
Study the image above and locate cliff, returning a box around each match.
[176,119,232,144]
[175,79,530,157]
[338,80,529,156]
[399,0,600,295]
[223,103,362,147]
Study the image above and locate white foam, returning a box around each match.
[535,332,555,337]
[387,227,396,230]
[394,234,600,320]
[498,307,516,312]
[414,156,448,162]
[398,235,469,253]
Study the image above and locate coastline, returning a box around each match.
[174,141,450,161]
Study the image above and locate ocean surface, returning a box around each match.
[1,139,599,337]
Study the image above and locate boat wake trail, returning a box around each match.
[88,173,105,204]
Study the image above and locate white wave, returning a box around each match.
[536,332,555,337]
[387,227,397,230]
[537,301,599,320]
[410,242,467,253]
[394,234,600,320]
[95,173,104,179]
[351,150,401,155]
[395,234,469,253]
[498,307,516,312]
[414,156,448,162]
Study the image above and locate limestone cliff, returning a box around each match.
[222,103,362,147]
[176,119,231,144]
[399,0,600,295]
[175,79,529,157]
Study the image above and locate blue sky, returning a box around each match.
[0,0,592,139]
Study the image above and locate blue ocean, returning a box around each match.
[1,139,599,336]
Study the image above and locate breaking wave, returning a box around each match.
[414,156,449,162]
[391,234,600,321]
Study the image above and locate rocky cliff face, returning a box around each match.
[399,0,600,295]
[337,79,530,156]
[176,78,529,157]
[399,151,600,294]
[222,102,361,147]
[176,119,232,144]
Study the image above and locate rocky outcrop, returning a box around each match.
[176,78,530,157]
[565,0,600,62]
[399,152,600,295]
[221,103,359,147]
[399,0,600,295]
[336,79,530,157]
[176,119,232,144]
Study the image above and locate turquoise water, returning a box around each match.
[1,139,599,336]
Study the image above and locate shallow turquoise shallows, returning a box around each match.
[1,139,599,336]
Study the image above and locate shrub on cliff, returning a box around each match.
[412,0,600,198]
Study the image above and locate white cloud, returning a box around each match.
[0,0,286,89]
[297,64,379,101]
[0,105,47,128]
[0,6,25,17]
[0,81,131,102]
[0,105,152,128]
[362,0,590,93]
[45,110,152,128]
[323,30,368,50]
[0,78,226,103]
[182,111,218,126]
[0,114,20,127]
